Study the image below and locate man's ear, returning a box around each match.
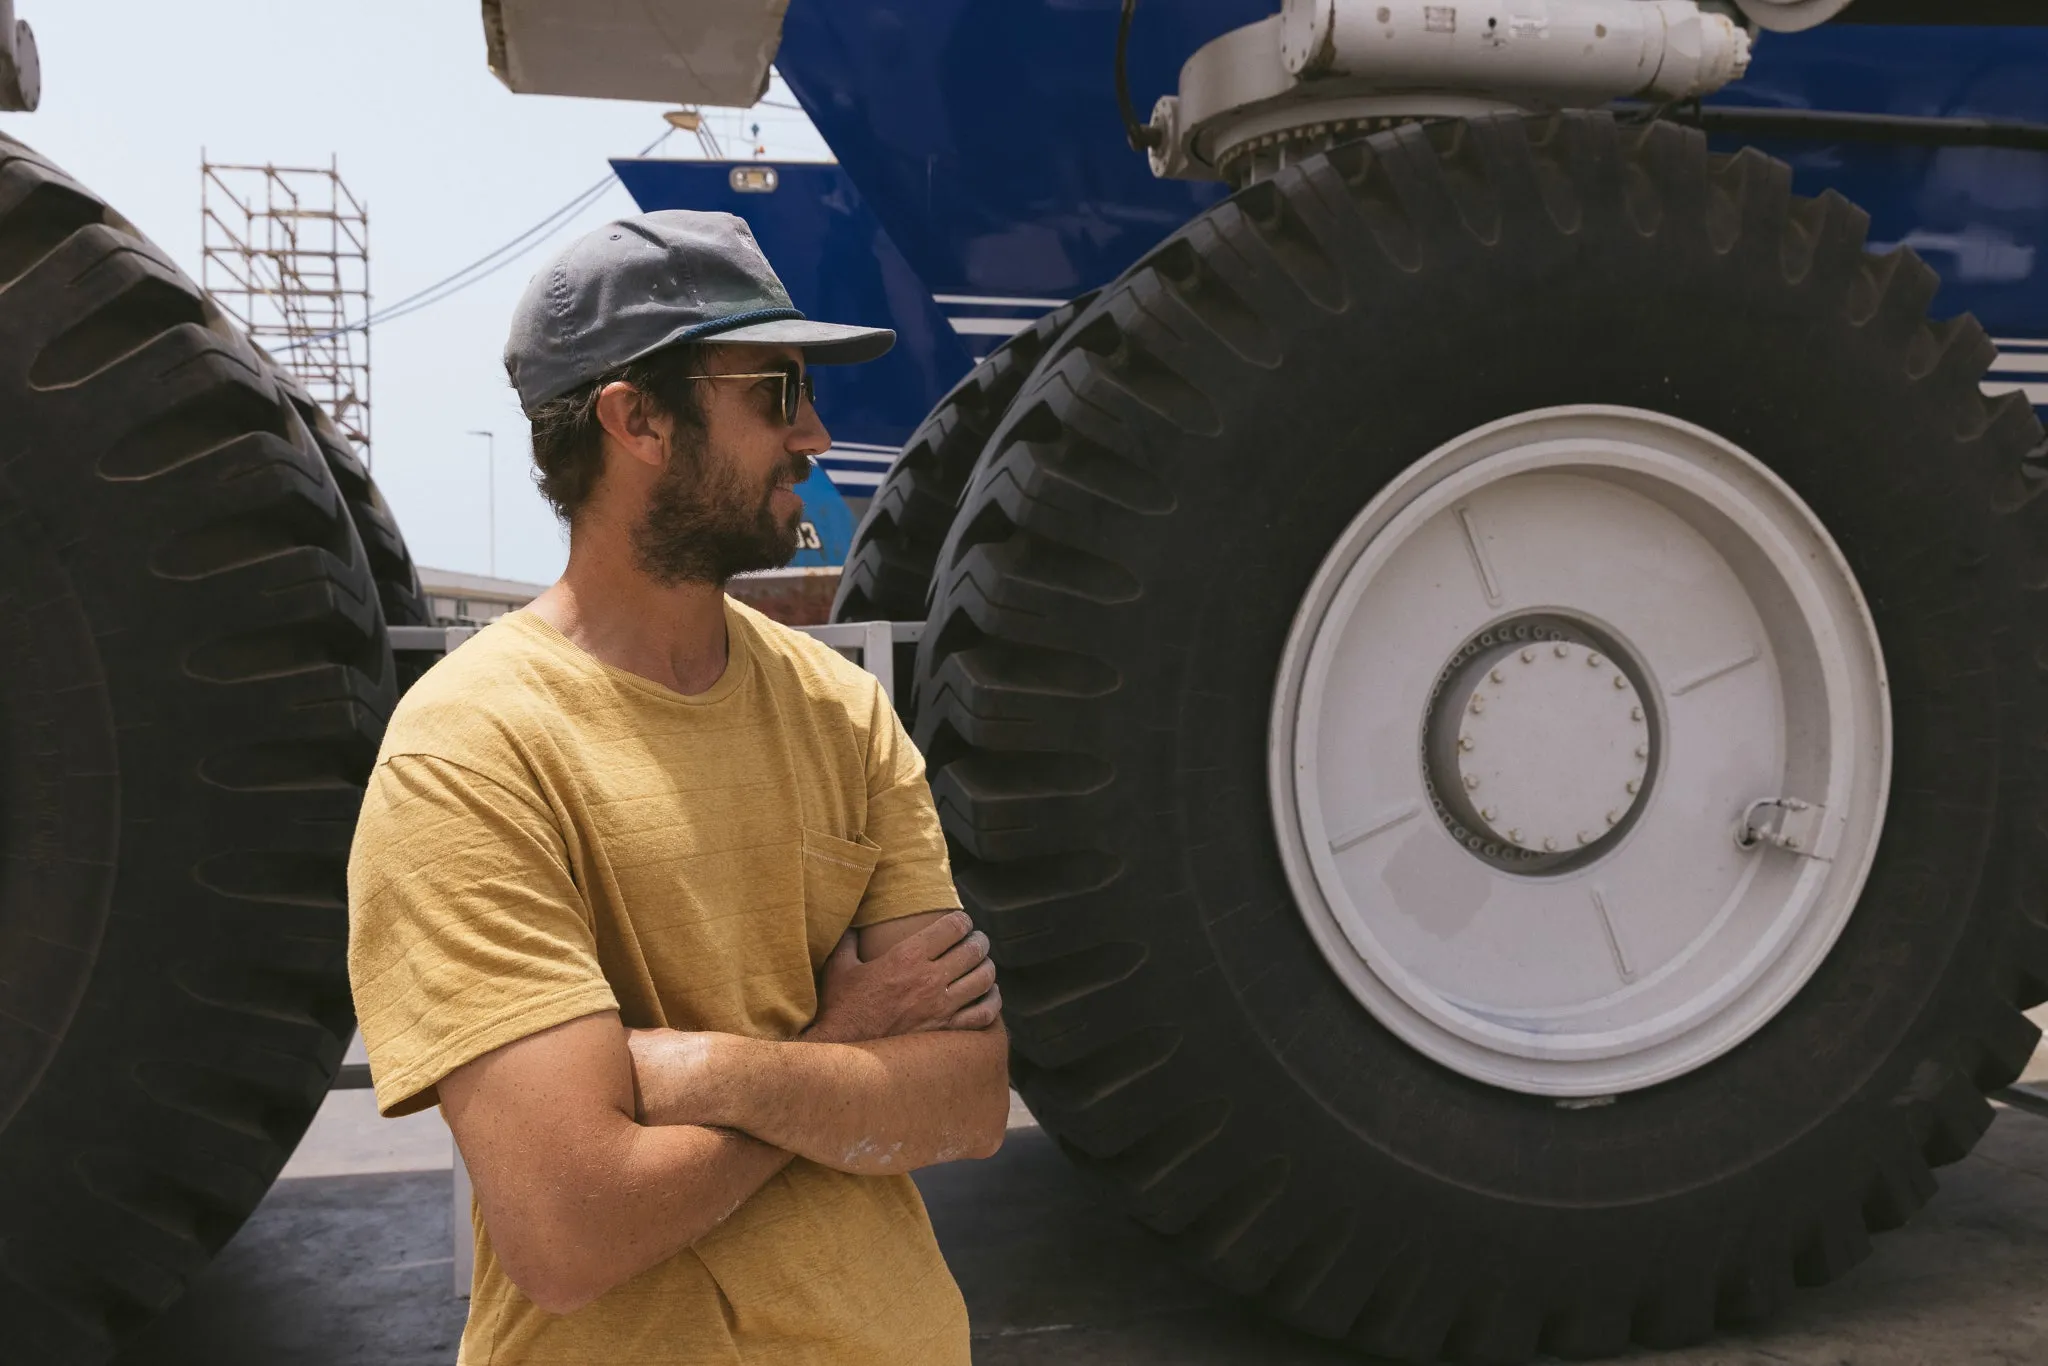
[594,382,668,471]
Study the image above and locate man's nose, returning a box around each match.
[789,397,830,456]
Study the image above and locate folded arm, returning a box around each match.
[632,1026,1009,1174]
[630,909,1010,1174]
[438,1010,791,1316]
[438,910,1002,1314]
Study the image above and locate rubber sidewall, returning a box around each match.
[0,136,397,1364]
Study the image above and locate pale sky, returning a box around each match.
[0,2,831,586]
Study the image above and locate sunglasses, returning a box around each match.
[680,362,817,426]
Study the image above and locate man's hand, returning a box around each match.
[802,909,1001,1044]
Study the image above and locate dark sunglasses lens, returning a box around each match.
[780,367,813,424]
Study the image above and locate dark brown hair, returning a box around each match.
[522,341,709,522]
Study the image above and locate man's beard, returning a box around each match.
[632,430,809,586]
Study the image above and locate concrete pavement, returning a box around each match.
[111,1024,2048,1365]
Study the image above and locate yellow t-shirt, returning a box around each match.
[346,601,969,1366]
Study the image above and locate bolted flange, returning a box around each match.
[1421,614,1660,875]
[1455,641,1648,853]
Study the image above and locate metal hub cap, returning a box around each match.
[1269,407,1890,1096]
[1431,630,1651,865]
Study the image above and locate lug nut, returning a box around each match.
[1554,644,1570,658]
[1543,837,1558,851]
[1481,807,1497,821]
[1490,668,1504,684]
[1626,779,1640,794]
[1458,735,1474,752]
[1520,649,1535,663]
[1577,830,1593,845]
[1635,744,1649,759]
[1630,706,1644,722]
[1613,675,1628,689]
[1587,652,1603,667]
[1463,774,1481,790]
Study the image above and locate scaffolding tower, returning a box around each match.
[201,157,372,464]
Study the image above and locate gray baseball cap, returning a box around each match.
[504,209,894,414]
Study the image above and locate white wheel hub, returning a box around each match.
[1451,641,1649,854]
[1269,406,1890,1097]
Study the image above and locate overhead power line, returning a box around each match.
[274,126,674,351]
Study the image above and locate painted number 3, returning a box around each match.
[796,522,822,551]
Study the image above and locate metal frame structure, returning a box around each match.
[200,157,373,464]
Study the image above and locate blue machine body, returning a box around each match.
[621,7,2048,545]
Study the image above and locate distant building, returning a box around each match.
[418,566,549,627]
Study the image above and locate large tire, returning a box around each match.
[269,366,430,633]
[831,291,1097,624]
[0,137,398,1364]
[914,113,2048,1361]
[266,366,435,691]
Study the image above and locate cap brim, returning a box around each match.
[705,317,895,365]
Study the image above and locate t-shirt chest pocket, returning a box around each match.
[800,828,881,966]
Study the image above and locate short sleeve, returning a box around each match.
[347,753,619,1117]
[852,682,963,928]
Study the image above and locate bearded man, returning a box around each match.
[346,211,1007,1366]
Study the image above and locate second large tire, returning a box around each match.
[0,136,402,1364]
[269,364,430,634]
[832,292,1096,625]
[914,114,2048,1361]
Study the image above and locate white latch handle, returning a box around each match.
[1736,797,1834,861]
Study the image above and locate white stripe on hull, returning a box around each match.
[932,293,1068,308]
[1984,380,2048,405]
[948,317,1034,338]
[1984,338,2045,407]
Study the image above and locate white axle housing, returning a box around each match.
[1282,0,1750,100]
[1151,0,1751,184]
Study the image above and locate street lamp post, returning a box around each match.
[467,429,496,577]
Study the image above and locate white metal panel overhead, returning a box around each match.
[482,0,786,107]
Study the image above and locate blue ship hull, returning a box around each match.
[773,9,2046,339]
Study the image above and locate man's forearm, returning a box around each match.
[635,1027,1010,1174]
[479,1118,791,1315]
